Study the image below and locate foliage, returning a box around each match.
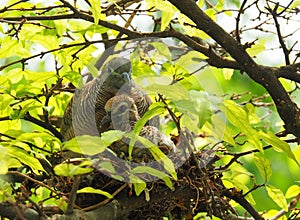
[0,0,300,219]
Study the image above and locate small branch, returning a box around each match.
[0,132,51,153]
[266,3,290,65]
[235,0,247,43]
[0,0,29,13]
[7,171,60,195]
[276,63,300,83]
[221,145,272,170]
[23,113,64,141]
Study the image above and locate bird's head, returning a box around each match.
[99,95,140,132]
[100,57,134,92]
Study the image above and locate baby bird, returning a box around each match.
[100,94,176,162]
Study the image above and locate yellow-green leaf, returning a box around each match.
[131,166,173,189]
[7,147,45,174]
[130,175,146,196]
[254,156,272,182]
[161,10,175,31]
[223,68,234,80]
[266,184,288,211]
[88,0,104,24]
[134,103,165,134]
[259,131,299,166]
[246,39,266,57]
[63,131,124,155]
[136,135,177,180]
[77,187,113,198]
[285,185,300,199]
[53,163,93,177]
[223,100,262,152]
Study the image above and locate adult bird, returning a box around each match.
[100,94,176,162]
[60,57,158,141]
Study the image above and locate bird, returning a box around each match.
[60,57,159,142]
[100,94,176,162]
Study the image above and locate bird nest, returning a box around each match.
[45,148,232,219]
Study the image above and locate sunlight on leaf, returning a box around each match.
[266,184,288,212]
[223,68,234,80]
[285,185,300,199]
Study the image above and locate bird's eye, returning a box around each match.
[116,103,128,113]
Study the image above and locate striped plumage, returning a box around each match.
[101,95,176,161]
[60,57,158,141]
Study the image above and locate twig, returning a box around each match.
[0,37,129,71]
[235,0,247,43]
[266,3,290,65]
[7,171,60,195]
[23,112,64,141]
[0,132,51,153]
[65,175,81,215]
[220,145,272,170]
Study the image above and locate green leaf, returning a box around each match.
[189,90,216,128]
[95,161,116,173]
[88,0,104,24]
[63,132,124,155]
[130,175,147,196]
[291,0,300,9]
[178,13,209,39]
[259,131,299,166]
[132,60,156,77]
[246,39,266,57]
[53,163,93,177]
[7,147,45,174]
[222,100,262,152]
[210,115,236,147]
[25,70,56,83]
[86,63,99,78]
[100,130,125,145]
[161,10,175,31]
[77,187,113,198]
[266,184,288,211]
[131,166,173,189]
[254,156,272,183]
[0,37,31,58]
[149,42,172,61]
[61,71,83,87]
[15,132,60,144]
[134,103,165,134]
[146,83,189,101]
[135,135,177,180]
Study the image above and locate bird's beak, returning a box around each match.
[121,72,131,81]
